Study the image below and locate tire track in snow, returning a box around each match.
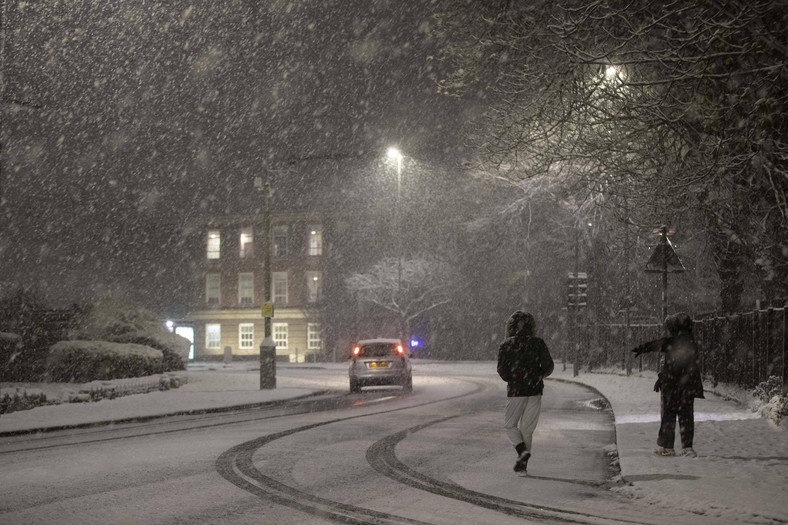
[366,416,646,525]
[215,379,486,524]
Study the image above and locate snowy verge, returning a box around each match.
[1,371,187,415]
[552,366,787,524]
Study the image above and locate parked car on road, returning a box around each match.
[348,338,412,393]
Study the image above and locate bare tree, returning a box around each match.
[345,256,453,342]
[434,0,788,309]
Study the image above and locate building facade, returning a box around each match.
[180,212,326,362]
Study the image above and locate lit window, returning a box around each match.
[306,271,321,303]
[238,273,254,305]
[240,226,254,258]
[308,225,322,256]
[273,323,288,349]
[206,324,221,349]
[307,323,321,350]
[206,273,220,305]
[274,226,288,257]
[207,230,221,259]
[273,271,288,305]
[239,323,255,350]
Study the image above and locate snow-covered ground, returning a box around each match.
[547,366,787,525]
[1,360,786,524]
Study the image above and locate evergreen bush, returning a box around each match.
[70,298,188,371]
[46,340,164,383]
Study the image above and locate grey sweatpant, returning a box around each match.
[503,395,542,452]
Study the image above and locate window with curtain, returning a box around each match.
[238,272,254,305]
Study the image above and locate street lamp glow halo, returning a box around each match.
[604,65,626,84]
[387,147,402,160]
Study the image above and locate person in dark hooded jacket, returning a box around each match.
[497,310,554,474]
[632,312,704,457]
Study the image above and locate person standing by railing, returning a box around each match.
[632,312,704,457]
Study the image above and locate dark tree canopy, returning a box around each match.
[433,0,788,310]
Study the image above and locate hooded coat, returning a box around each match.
[633,313,704,399]
[497,311,554,397]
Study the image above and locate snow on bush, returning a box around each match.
[47,340,164,383]
[0,388,47,415]
[752,376,788,428]
[70,298,188,371]
[0,371,188,415]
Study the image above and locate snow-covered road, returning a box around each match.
[0,366,733,525]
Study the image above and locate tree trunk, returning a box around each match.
[718,243,745,314]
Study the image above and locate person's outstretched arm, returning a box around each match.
[632,337,665,357]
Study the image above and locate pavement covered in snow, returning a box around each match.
[1,360,786,524]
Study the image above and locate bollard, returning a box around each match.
[260,336,276,389]
[223,346,233,366]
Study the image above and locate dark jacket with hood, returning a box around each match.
[497,311,554,397]
[633,313,704,399]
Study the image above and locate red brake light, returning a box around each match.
[396,345,404,354]
[353,346,360,356]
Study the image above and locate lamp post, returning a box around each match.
[254,177,276,389]
[387,147,403,298]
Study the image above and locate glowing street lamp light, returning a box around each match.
[603,65,625,86]
[386,147,403,301]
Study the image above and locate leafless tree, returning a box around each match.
[345,256,453,341]
[434,0,788,309]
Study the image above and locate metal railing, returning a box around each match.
[694,308,786,390]
[571,307,787,393]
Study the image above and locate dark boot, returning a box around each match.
[513,443,530,473]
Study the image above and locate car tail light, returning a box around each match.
[396,345,404,354]
[353,346,360,356]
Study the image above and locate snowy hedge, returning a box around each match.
[70,298,188,371]
[46,340,164,383]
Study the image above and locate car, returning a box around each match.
[348,338,412,393]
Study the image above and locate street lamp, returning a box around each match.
[254,176,276,389]
[387,147,403,298]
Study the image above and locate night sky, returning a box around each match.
[0,1,481,307]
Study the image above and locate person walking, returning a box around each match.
[497,310,554,474]
[632,312,704,457]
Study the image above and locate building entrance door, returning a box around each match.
[175,326,195,360]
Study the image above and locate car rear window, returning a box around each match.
[359,343,397,357]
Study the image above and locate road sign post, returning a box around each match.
[644,225,685,327]
[567,271,587,376]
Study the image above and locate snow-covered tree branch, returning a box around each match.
[345,257,453,340]
[434,0,788,309]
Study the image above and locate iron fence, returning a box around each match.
[570,307,787,393]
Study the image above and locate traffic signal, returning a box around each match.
[567,272,587,308]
